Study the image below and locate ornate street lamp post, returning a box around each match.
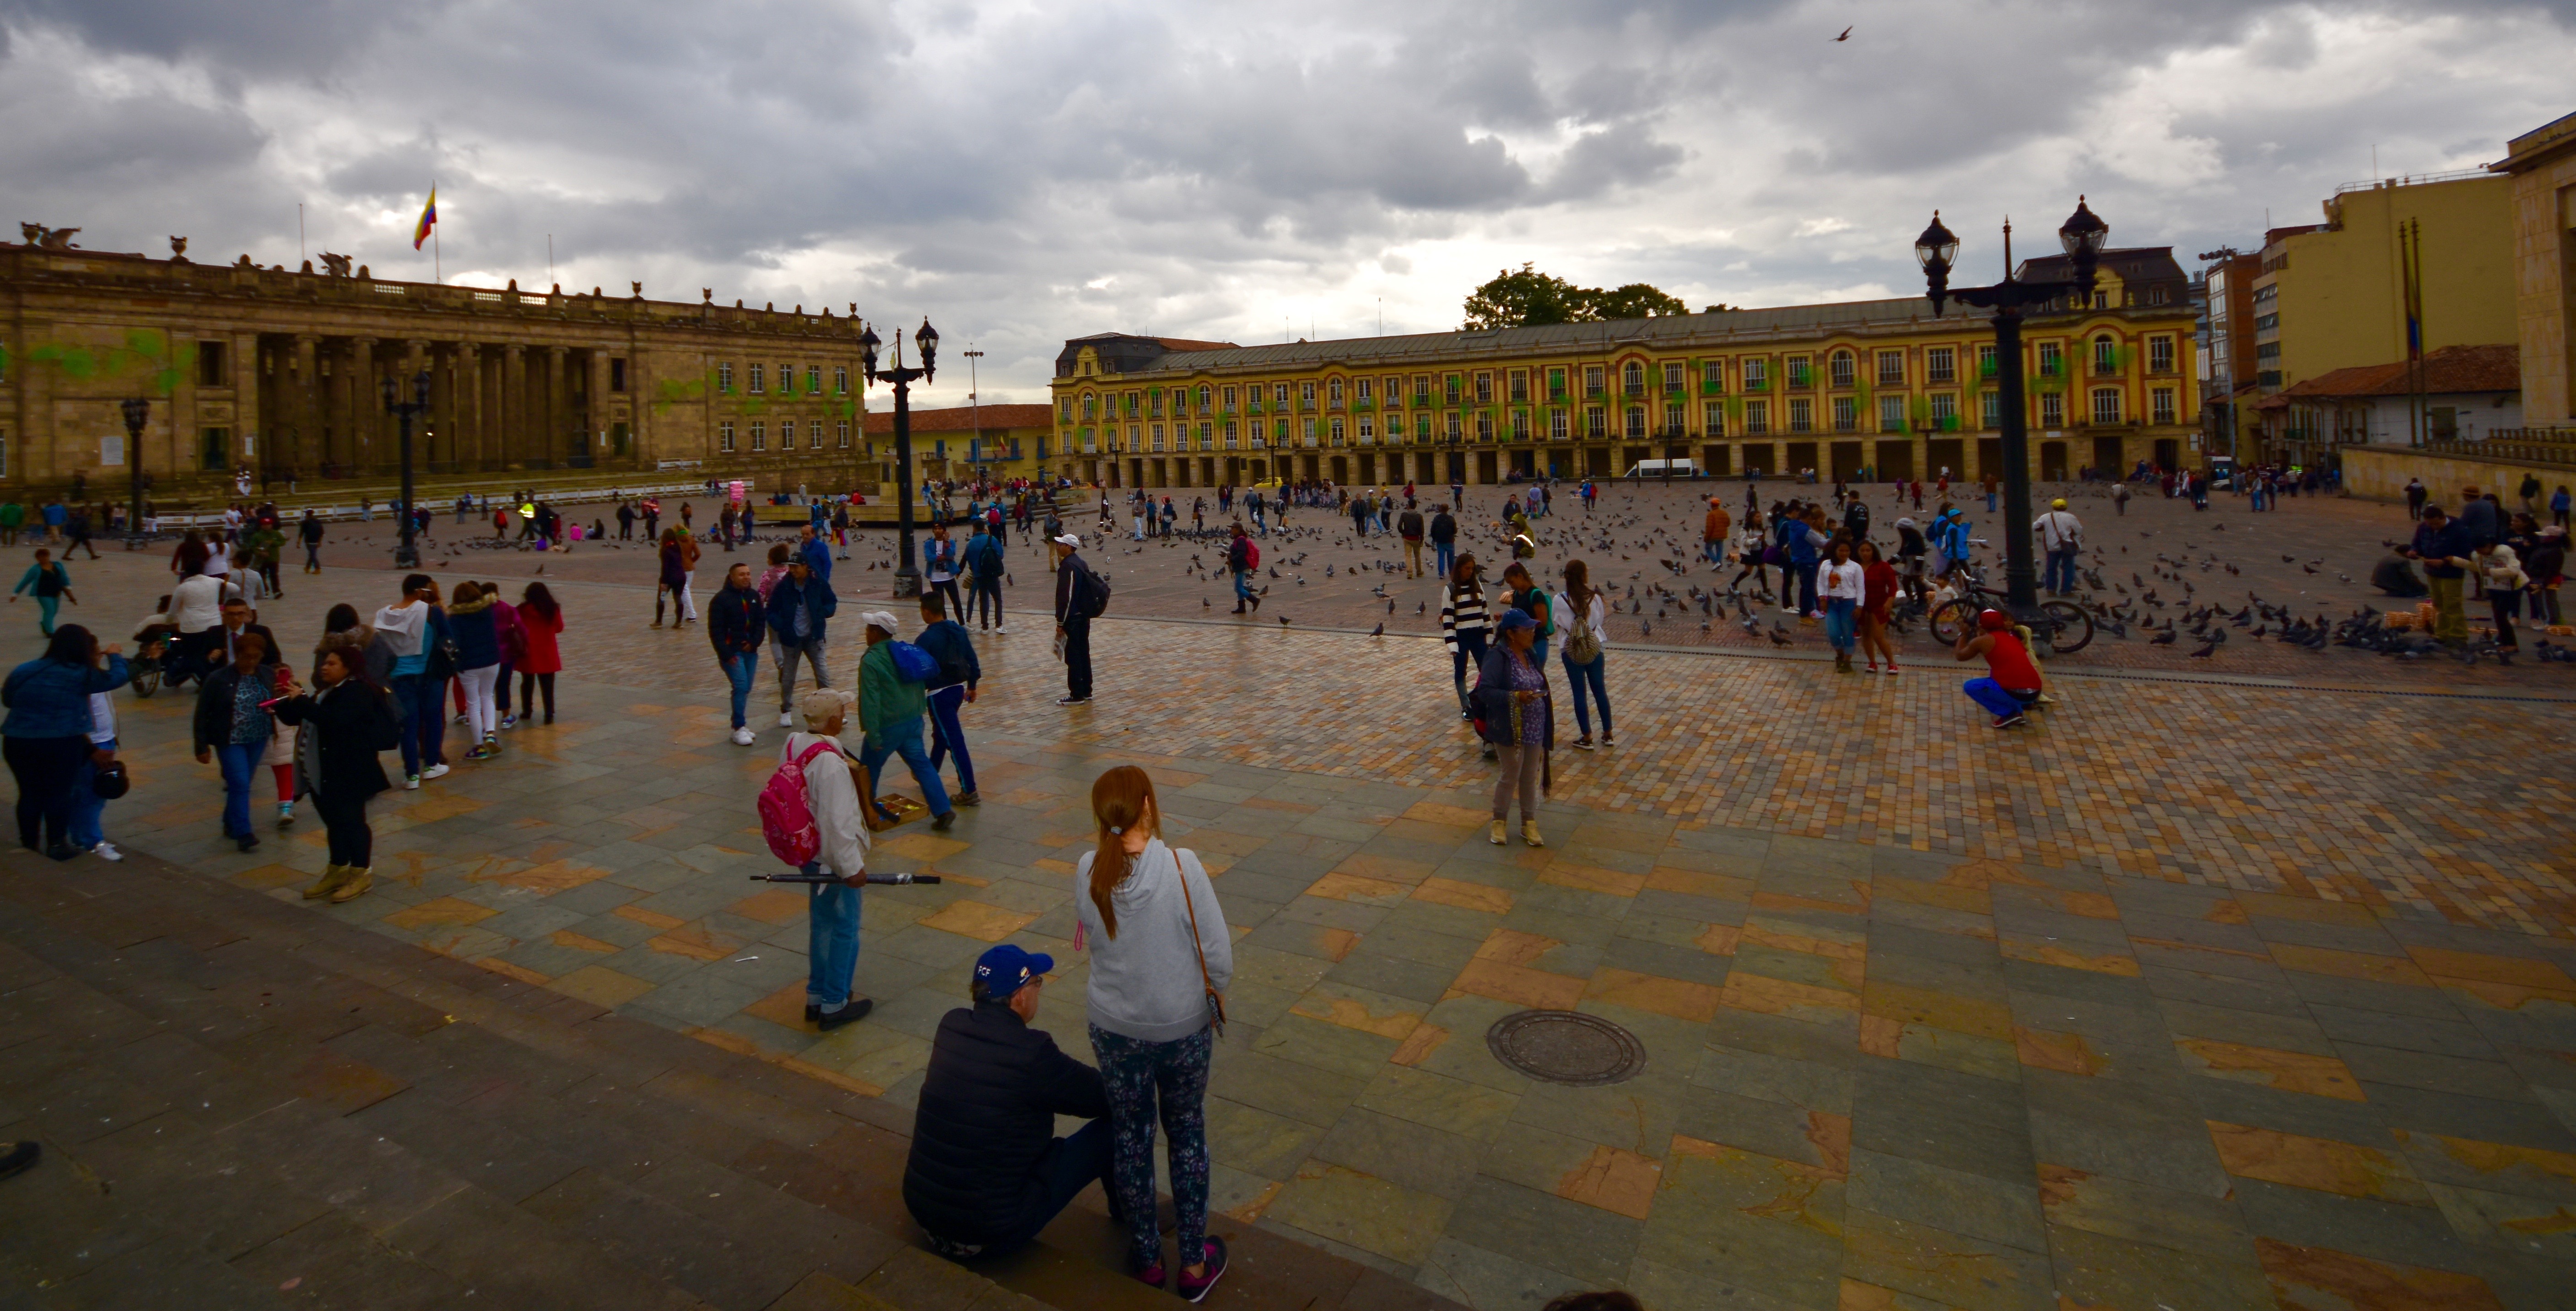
[859,318,939,599]
[380,370,432,568]
[119,398,150,547]
[1916,198,2107,619]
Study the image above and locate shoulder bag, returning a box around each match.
[1174,850,1227,1037]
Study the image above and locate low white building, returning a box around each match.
[2257,344,2522,453]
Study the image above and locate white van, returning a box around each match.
[1621,459,1700,479]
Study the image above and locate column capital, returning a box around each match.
[546,344,569,358]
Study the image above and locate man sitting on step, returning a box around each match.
[902,944,1113,1260]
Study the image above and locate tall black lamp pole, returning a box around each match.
[119,398,150,546]
[859,318,939,599]
[1916,197,2107,619]
[381,370,432,568]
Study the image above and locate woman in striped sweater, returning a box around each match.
[1439,553,1489,722]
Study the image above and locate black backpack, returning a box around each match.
[1073,561,1111,619]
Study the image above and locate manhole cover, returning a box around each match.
[1485,1010,1647,1086]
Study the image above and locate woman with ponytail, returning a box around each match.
[1073,765,1233,1300]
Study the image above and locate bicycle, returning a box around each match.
[1926,560,2094,654]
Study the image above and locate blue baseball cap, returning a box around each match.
[973,944,1054,999]
[1495,607,1538,633]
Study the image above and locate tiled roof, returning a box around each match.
[2273,344,2520,401]
[861,404,1052,436]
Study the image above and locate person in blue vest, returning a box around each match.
[766,556,837,728]
[964,522,1008,633]
[916,592,983,807]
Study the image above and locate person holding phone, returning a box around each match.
[192,630,281,852]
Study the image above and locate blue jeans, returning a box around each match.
[70,735,112,849]
[805,873,862,1011]
[1986,493,1998,512]
[1449,630,1487,715]
[390,674,445,776]
[1964,678,2038,719]
[1793,562,1820,614]
[1824,598,1858,651]
[927,685,977,796]
[1434,541,1455,577]
[1561,654,1609,738]
[861,715,952,816]
[1232,570,1253,606]
[2044,548,2079,593]
[215,740,263,838]
[719,651,757,729]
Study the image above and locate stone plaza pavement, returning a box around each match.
[9,545,2576,1310]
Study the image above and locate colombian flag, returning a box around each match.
[412,188,437,250]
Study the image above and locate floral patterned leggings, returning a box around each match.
[1090,1024,1214,1271]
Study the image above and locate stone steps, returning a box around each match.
[0,847,1451,1311]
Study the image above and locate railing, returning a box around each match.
[2420,436,2576,468]
[2332,167,2489,194]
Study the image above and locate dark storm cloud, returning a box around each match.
[2,0,2568,394]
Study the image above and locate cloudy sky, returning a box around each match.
[7,0,2570,403]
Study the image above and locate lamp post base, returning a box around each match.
[394,546,421,569]
[891,566,922,600]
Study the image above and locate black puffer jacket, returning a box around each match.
[902,1001,1110,1245]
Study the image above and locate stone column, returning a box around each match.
[545,346,569,466]
[584,349,610,465]
[293,335,320,477]
[400,340,429,478]
[348,338,377,475]
[432,344,461,471]
[500,345,526,469]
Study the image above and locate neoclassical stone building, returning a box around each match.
[1,236,871,496]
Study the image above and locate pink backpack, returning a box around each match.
[758,741,841,866]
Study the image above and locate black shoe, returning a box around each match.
[817,998,874,1030]
[805,1003,821,1022]
[0,1140,38,1181]
[1056,696,1090,706]
[236,834,260,852]
[44,843,75,862]
[932,810,956,832]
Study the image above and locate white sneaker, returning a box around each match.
[778,711,794,728]
[421,763,451,781]
[731,727,755,746]
[406,773,421,790]
[90,841,123,863]
[994,625,1008,634]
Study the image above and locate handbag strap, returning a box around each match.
[1171,845,1219,1000]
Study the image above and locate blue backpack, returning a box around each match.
[885,640,938,684]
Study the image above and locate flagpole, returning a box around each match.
[432,181,441,284]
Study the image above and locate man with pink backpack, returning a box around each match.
[764,686,874,1029]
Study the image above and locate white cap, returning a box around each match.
[860,610,902,634]
[1053,533,1080,548]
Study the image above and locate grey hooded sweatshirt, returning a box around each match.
[1073,839,1234,1043]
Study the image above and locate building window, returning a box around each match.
[811,422,827,450]
[1787,355,1812,388]
[1413,375,1431,401]
[1703,359,1725,392]
[1330,418,1346,444]
[2040,394,2064,428]
[1704,402,1724,436]
[1878,396,1904,432]
[1663,361,1685,392]
[2148,336,2175,373]
[1354,378,1372,403]
[1300,381,1316,407]
[781,420,795,447]
[1150,424,1164,452]
[1474,372,1493,403]
[1976,343,1997,378]
[1446,413,1464,440]
[610,357,631,393]
[1415,414,1431,440]
[2149,284,2169,306]
[1511,410,1529,439]
[1196,384,1211,411]
[720,421,736,452]
[1930,394,1957,426]
[1327,378,1343,406]
[2036,342,2063,377]
[1508,370,1527,402]
[1745,400,1770,434]
[718,362,735,393]
[1197,422,1211,449]
[1274,418,1290,443]
[1623,406,1645,438]
[1586,407,1606,437]
[749,364,766,394]
[1829,351,1855,388]
[806,365,821,394]
[1058,398,1072,422]
[1981,391,2001,429]
[749,421,766,451]
[2091,388,2122,424]
[1831,396,1856,431]
[2093,334,2118,376]
[1788,398,1813,432]
[1622,361,1644,395]
[1081,394,1096,421]
[1584,365,1605,398]
[1742,358,1767,389]
[1926,347,1955,384]
[1550,410,1569,439]
[1358,418,1374,441]
[1876,351,1903,386]
[1548,367,1566,398]
[835,366,849,394]
[837,420,850,448]
[1273,384,1290,407]
[1301,418,1317,444]
[2152,388,2176,425]
[1476,411,1494,440]
[1662,405,1685,438]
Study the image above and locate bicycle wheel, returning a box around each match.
[2040,600,2094,654]
[130,665,161,699]
[1929,598,1977,645]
